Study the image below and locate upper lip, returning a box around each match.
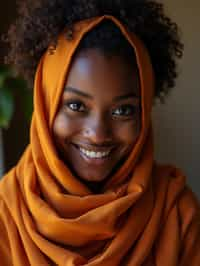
[73,143,116,153]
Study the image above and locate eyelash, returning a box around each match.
[64,100,138,118]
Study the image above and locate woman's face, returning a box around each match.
[53,49,141,186]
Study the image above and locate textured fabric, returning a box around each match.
[0,15,199,266]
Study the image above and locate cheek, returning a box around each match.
[117,119,141,146]
[52,112,79,140]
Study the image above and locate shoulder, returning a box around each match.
[178,185,200,240]
[0,199,13,266]
[154,162,200,237]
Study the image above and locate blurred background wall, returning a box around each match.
[153,0,200,198]
[0,1,30,175]
[0,1,199,198]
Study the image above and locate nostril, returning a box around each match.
[83,124,112,141]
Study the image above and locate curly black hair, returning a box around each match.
[3,0,184,101]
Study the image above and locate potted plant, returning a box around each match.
[0,65,32,177]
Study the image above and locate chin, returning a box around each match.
[75,166,114,184]
[79,172,109,183]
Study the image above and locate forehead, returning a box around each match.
[65,49,140,98]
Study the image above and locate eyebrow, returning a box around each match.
[65,86,140,102]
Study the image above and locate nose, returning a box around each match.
[83,114,113,145]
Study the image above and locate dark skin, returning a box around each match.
[53,49,141,192]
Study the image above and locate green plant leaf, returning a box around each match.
[0,64,32,129]
[8,77,27,91]
[21,90,33,122]
[0,87,14,128]
[0,66,12,88]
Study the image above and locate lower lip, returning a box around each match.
[73,145,113,166]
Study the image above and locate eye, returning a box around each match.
[64,100,86,112]
[112,105,137,117]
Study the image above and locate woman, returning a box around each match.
[0,1,199,265]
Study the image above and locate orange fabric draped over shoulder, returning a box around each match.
[0,16,200,266]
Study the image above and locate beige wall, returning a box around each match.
[153,1,200,197]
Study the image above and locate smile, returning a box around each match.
[72,144,115,165]
[79,147,112,159]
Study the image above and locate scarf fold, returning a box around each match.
[0,15,199,266]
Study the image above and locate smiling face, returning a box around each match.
[53,48,141,189]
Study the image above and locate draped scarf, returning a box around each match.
[0,15,199,266]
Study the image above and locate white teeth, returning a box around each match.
[79,148,111,158]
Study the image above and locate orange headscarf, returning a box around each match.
[0,15,199,266]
